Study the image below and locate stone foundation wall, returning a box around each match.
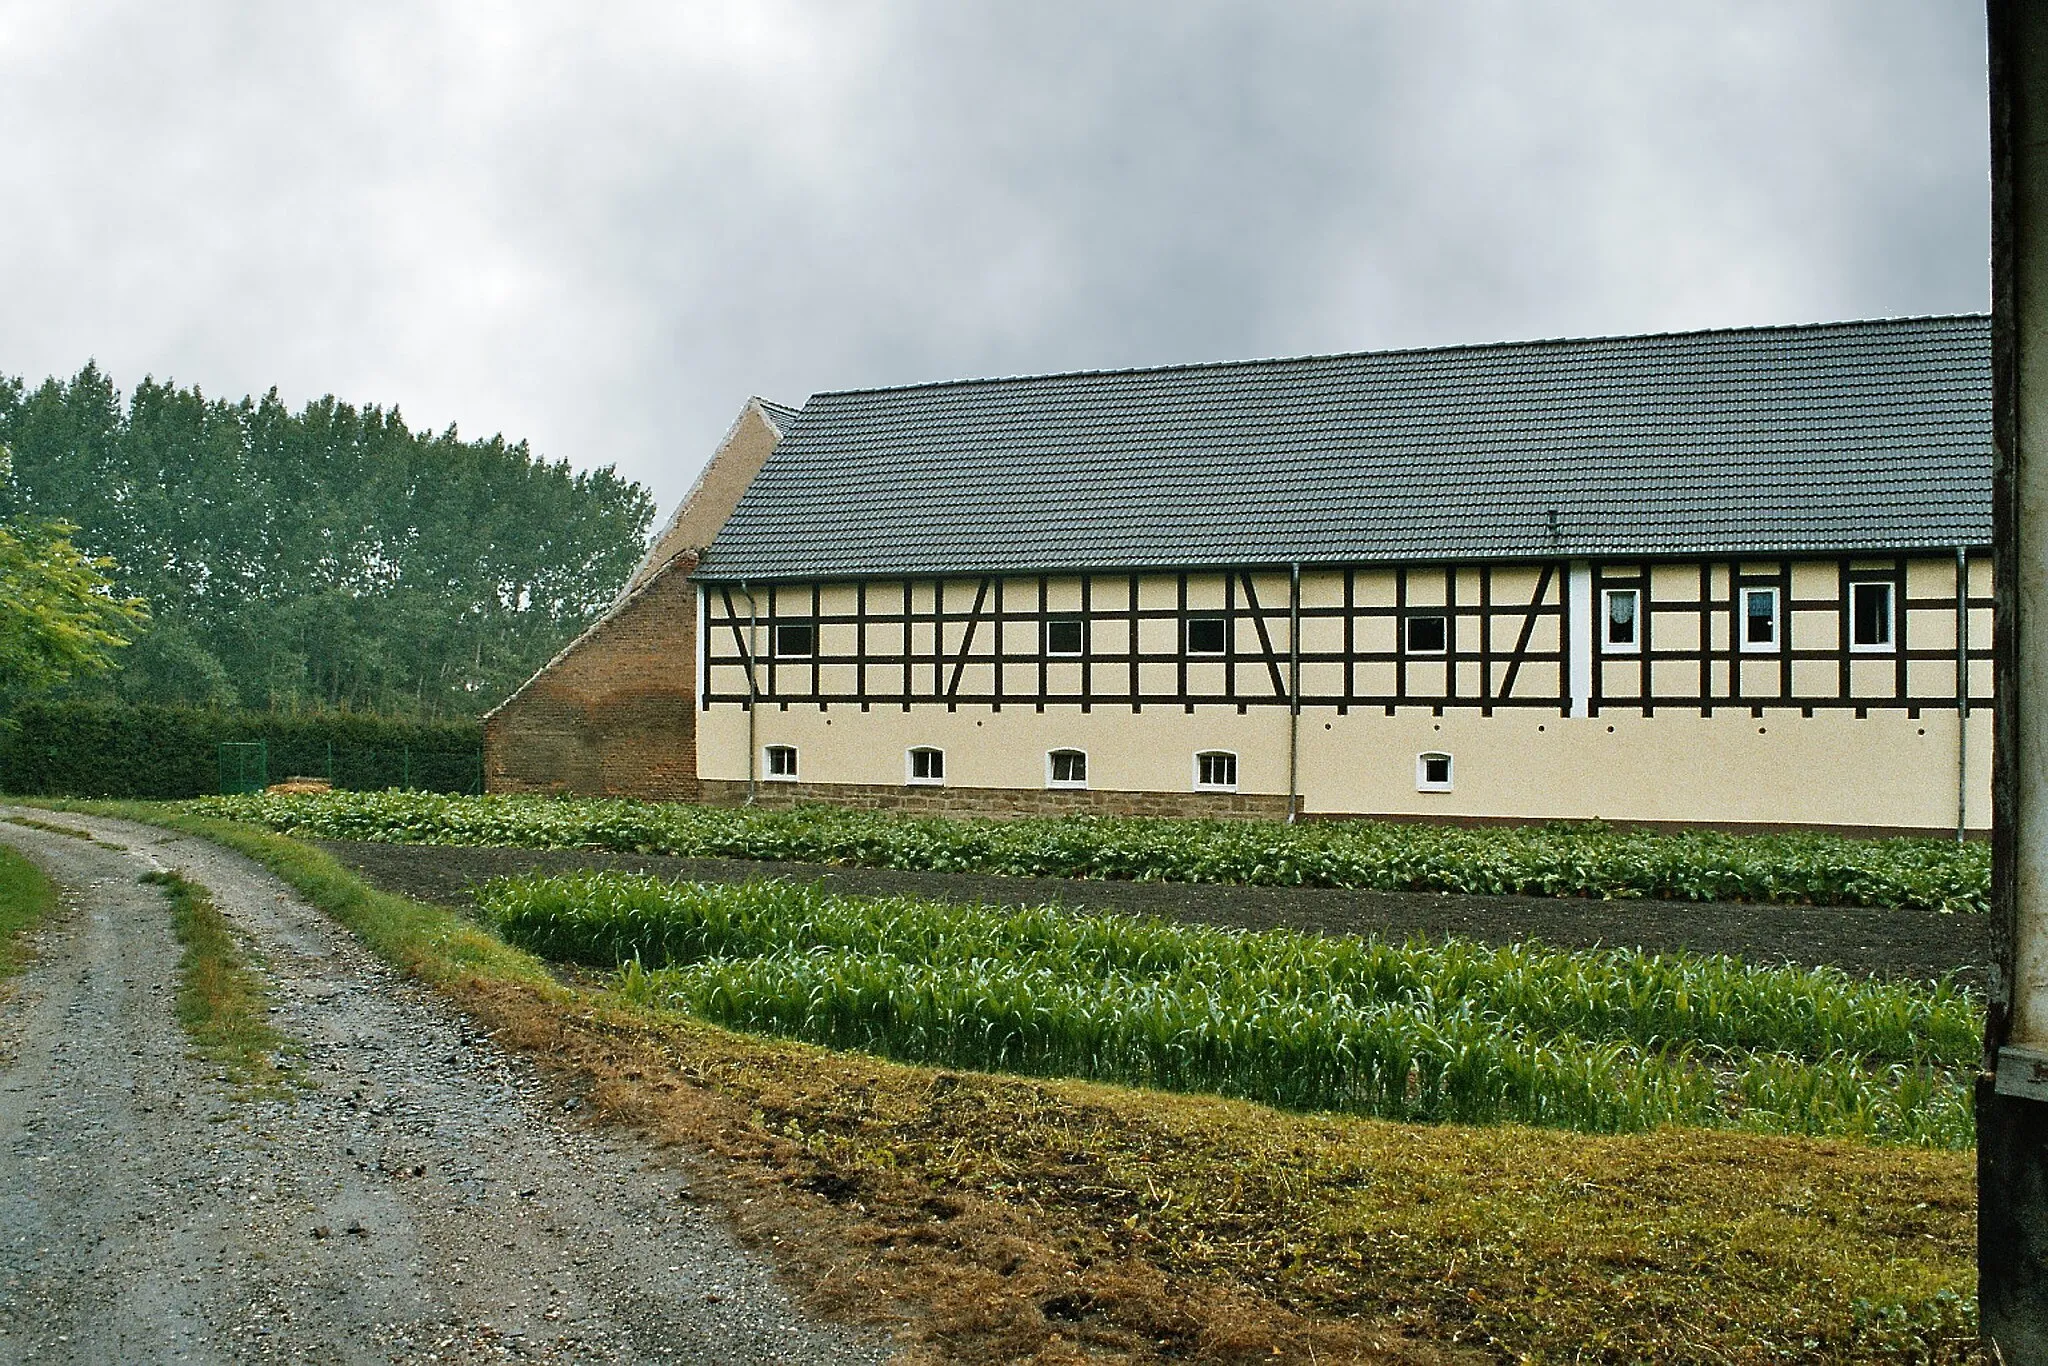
[484,554,701,801]
[696,778,1291,820]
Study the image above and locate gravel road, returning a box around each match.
[0,810,890,1365]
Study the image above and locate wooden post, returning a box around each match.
[1983,6,2048,1357]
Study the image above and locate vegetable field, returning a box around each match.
[193,790,1991,913]
[479,871,1980,1147]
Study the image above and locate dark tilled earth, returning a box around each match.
[318,840,1989,987]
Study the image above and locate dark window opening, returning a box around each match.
[1049,749,1087,784]
[764,745,797,779]
[1418,752,1453,789]
[1405,615,1447,653]
[1605,590,1638,647]
[771,621,814,657]
[1186,617,1227,655]
[1045,618,1085,655]
[908,747,944,782]
[1852,582,1894,648]
[1744,588,1778,646]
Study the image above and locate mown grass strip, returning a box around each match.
[36,800,1984,1365]
[190,788,1993,912]
[4,815,95,840]
[0,844,58,979]
[140,869,299,1091]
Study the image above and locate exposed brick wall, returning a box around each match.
[484,553,701,800]
[697,778,1291,820]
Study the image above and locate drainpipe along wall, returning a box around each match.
[1288,562,1301,822]
[1960,545,1972,844]
[741,581,759,805]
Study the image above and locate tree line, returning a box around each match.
[0,364,655,719]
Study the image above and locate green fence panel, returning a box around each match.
[218,740,269,795]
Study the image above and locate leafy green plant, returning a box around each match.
[478,871,1979,1146]
[193,789,1993,913]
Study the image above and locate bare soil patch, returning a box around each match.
[319,839,1988,987]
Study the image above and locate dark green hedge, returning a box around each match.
[0,701,482,799]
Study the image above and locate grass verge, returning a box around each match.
[139,868,298,1092]
[40,799,1984,1364]
[0,844,58,979]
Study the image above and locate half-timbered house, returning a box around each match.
[487,314,1992,835]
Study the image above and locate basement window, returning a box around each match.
[1602,589,1639,652]
[763,744,798,780]
[1194,751,1238,791]
[1047,748,1088,788]
[1416,752,1453,793]
[1186,617,1228,655]
[1405,614,1448,654]
[772,621,815,657]
[907,746,945,785]
[1742,587,1779,651]
[1851,582,1894,650]
[1045,617,1085,656]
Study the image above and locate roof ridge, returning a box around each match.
[805,314,1990,403]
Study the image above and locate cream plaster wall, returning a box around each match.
[698,700,1991,832]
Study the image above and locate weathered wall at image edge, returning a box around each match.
[483,553,700,801]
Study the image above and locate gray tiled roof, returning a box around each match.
[755,398,805,433]
[698,315,1991,581]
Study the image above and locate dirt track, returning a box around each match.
[0,811,888,1365]
[319,839,1989,987]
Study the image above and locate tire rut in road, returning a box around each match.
[0,810,889,1365]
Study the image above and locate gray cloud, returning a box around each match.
[0,1,1990,514]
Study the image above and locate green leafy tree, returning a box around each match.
[0,450,149,694]
[0,368,655,717]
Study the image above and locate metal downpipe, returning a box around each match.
[742,581,759,806]
[1959,546,1971,843]
[1288,562,1301,823]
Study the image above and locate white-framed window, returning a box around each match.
[1185,616,1227,655]
[1047,748,1088,788]
[1416,751,1453,792]
[1045,617,1085,656]
[763,744,798,780]
[1741,586,1779,651]
[1851,581,1894,650]
[906,746,945,784]
[1602,588,1639,652]
[1405,614,1447,654]
[771,621,814,657]
[1193,750,1238,790]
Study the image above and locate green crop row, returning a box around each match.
[191,789,1991,913]
[476,872,1980,1147]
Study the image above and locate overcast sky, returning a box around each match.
[0,1,1991,517]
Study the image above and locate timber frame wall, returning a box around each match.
[701,555,1992,717]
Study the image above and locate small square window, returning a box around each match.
[1195,751,1237,789]
[1851,581,1894,649]
[1405,615,1447,654]
[763,744,798,780]
[907,747,944,784]
[1742,587,1779,650]
[1048,748,1088,786]
[1603,589,1639,651]
[1417,751,1453,792]
[1046,618,1085,655]
[1186,617,1227,655]
[771,622,814,657]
